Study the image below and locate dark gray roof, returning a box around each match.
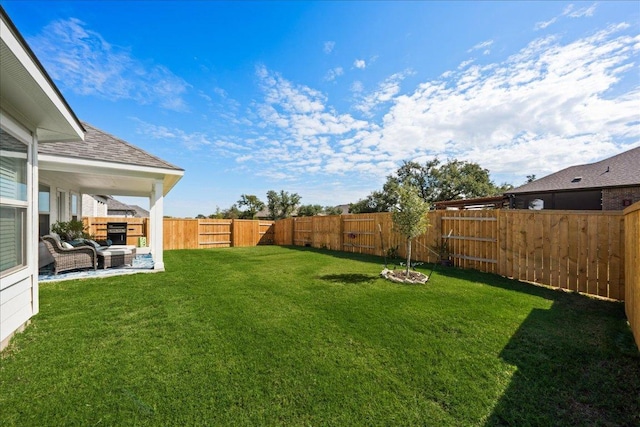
[38,121,183,171]
[508,146,640,194]
[130,205,150,218]
[105,196,136,213]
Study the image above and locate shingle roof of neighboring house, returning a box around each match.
[38,121,183,171]
[105,196,136,213]
[130,205,150,218]
[508,146,640,194]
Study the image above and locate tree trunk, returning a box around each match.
[406,237,411,276]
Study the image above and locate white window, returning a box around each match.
[0,127,28,275]
[57,190,67,222]
[39,184,50,236]
[70,193,78,221]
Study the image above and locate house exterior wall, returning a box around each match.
[602,186,640,211]
[511,190,602,210]
[82,194,107,217]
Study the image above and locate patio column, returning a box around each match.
[150,179,165,271]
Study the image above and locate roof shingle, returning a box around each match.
[38,122,183,171]
[508,146,640,194]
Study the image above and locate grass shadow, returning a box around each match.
[319,273,379,285]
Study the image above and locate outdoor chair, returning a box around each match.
[41,234,97,275]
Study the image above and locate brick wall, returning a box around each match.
[602,186,640,210]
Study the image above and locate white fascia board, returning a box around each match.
[0,18,83,141]
[38,154,184,179]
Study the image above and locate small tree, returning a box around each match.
[391,183,430,276]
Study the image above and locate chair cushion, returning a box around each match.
[83,239,102,249]
[62,241,74,249]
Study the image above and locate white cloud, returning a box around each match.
[536,3,597,30]
[28,18,189,111]
[468,39,494,53]
[354,70,415,116]
[143,21,639,197]
[567,3,596,18]
[324,66,344,82]
[354,59,366,69]
[133,119,212,150]
[324,41,335,54]
[370,24,639,177]
[350,81,364,93]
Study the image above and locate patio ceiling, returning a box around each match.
[39,155,183,197]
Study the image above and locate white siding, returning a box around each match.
[0,276,32,344]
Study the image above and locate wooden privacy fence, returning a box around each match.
[84,217,275,250]
[83,217,147,247]
[274,209,628,301]
[624,202,640,349]
[163,219,274,250]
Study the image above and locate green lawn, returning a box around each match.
[1,246,638,426]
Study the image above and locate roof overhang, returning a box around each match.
[39,154,184,197]
[0,8,84,142]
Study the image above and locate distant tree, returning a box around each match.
[391,183,430,276]
[324,206,343,216]
[526,174,537,183]
[351,157,510,212]
[196,214,206,219]
[298,204,324,217]
[495,182,514,193]
[237,194,265,219]
[222,204,241,219]
[266,190,301,219]
[208,206,224,219]
[349,184,398,214]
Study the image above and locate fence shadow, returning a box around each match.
[485,297,638,426]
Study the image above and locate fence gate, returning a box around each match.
[342,216,377,254]
[293,218,313,246]
[441,211,499,274]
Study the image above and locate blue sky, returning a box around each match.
[3,1,639,217]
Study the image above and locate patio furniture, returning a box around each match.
[96,246,137,269]
[41,234,97,275]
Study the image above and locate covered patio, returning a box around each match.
[37,122,184,273]
[38,251,155,282]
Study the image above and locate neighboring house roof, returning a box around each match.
[130,205,150,218]
[105,196,136,214]
[88,195,149,217]
[39,121,183,171]
[508,146,640,194]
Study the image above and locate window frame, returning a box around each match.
[0,115,33,283]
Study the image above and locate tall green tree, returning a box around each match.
[351,157,510,212]
[237,194,265,219]
[297,204,324,217]
[391,183,430,276]
[266,190,301,219]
